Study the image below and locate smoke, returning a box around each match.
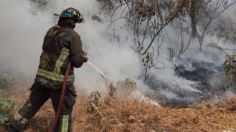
[56,0,143,92]
[0,0,235,105]
[0,0,53,80]
[0,0,143,93]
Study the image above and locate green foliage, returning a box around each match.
[0,98,16,125]
[87,91,101,113]
[109,78,137,98]
[224,55,236,80]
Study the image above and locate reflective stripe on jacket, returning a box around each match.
[35,25,84,88]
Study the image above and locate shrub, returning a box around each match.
[0,98,16,125]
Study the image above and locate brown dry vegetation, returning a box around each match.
[1,86,236,132]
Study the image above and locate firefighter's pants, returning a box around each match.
[8,81,77,132]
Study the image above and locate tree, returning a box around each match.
[97,0,236,79]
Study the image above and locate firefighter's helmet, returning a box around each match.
[55,7,84,23]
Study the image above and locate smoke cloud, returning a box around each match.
[0,0,143,93]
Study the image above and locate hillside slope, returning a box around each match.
[0,87,236,132]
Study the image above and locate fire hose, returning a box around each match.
[49,63,72,132]
[48,59,108,131]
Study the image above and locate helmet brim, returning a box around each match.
[54,13,84,23]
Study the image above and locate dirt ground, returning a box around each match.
[0,86,236,132]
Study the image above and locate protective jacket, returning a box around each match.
[35,25,84,88]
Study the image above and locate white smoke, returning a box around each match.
[0,0,143,93]
[0,0,50,80]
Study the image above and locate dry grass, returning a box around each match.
[1,87,236,132]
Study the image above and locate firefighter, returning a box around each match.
[5,7,87,132]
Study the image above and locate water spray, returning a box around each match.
[87,60,111,85]
[87,60,116,96]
